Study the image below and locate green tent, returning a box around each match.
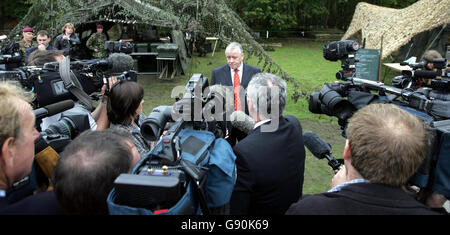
[7,0,307,101]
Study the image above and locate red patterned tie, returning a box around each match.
[233,68,242,111]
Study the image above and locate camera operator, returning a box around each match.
[0,82,63,214]
[230,73,306,215]
[286,104,443,215]
[420,50,443,87]
[53,129,141,215]
[27,49,113,131]
[54,23,81,59]
[107,80,151,156]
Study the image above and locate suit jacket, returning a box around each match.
[0,191,64,215]
[210,63,261,114]
[230,116,306,215]
[211,63,261,145]
[286,183,442,215]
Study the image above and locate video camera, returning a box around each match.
[310,40,450,134]
[308,40,450,203]
[112,74,229,213]
[104,41,134,54]
[392,58,450,91]
[0,53,136,108]
[323,40,360,80]
[141,73,227,144]
[0,42,23,70]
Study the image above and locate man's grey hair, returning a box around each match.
[225,42,243,55]
[247,73,287,120]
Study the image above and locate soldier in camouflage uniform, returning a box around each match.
[86,24,108,59]
[16,27,37,65]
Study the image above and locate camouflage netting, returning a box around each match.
[342,0,450,60]
[8,0,307,102]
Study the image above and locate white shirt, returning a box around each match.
[230,63,243,86]
[253,119,271,130]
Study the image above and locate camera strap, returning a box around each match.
[58,57,93,111]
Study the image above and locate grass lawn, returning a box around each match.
[137,39,401,194]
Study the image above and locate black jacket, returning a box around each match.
[210,63,261,145]
[210,63,261,114]
[230,116,306,215]
[0,191,64,215]
[286,182,442,215]
[54,33,81,58]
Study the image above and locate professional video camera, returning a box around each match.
[0,42,23,70]
[33,99,91,152]
[104,41,134,54]
[392,58,450,91]
[308,40,450,205]
[0,53,136,108]
[141,73,227,143]
[110,73,232,214]
[0,44,22,64]
[310,40,450,134]
[323,40,360,80]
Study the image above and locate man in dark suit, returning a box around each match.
[286,104,443,215]
[210,42,261,145]
[230,73,306,215]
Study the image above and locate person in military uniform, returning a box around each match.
[16,27,37,65]
[86,24,108,59]
[194,32,207,57]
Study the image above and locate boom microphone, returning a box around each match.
[230,110,255,134]
[33,99,75,120]
[86,53,134,73]
[107,53,135,73]
[303,131,342,171]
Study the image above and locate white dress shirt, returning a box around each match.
[230,63,243,86]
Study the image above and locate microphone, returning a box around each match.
[230,110,255,135]
[303,131,342,172]
[107,53,135,73]
[207,85,235,115]
[87,53,134,73]
[412,70,441,79]
[33,99,75,120]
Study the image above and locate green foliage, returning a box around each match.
[228,0,419,30]
[0,0,33,24]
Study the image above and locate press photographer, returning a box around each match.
[307,40,450,211]
[1,50,136,131]
[287,104,442,215]
[107,73,236,215]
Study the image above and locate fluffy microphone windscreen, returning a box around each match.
[303,131,332,159]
